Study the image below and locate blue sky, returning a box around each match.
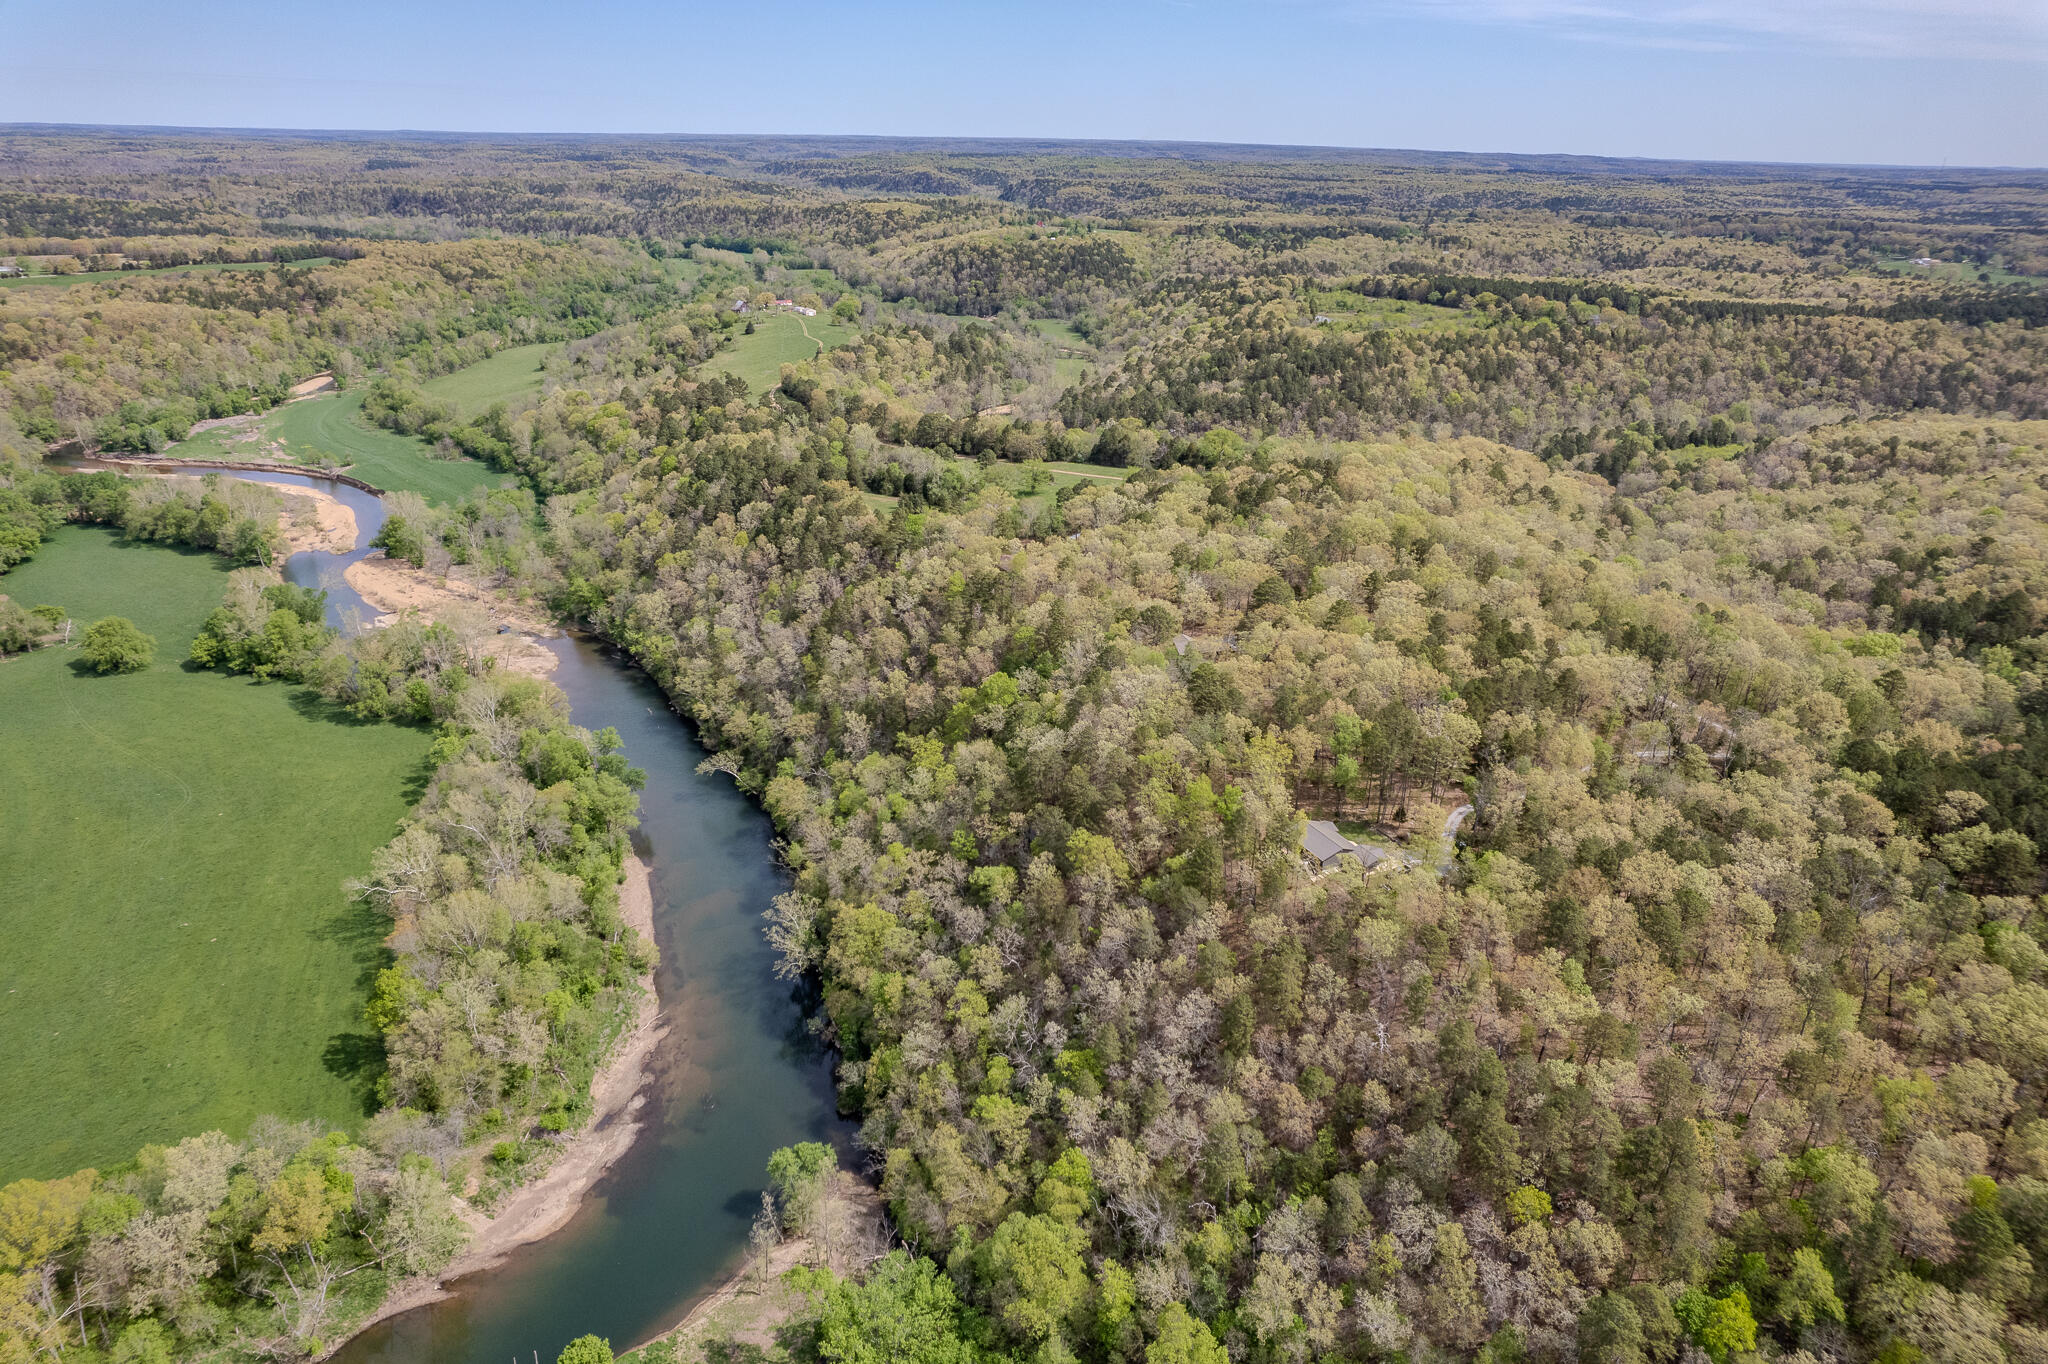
[3,0,2043,167]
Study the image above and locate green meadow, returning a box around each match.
[0,527,432,1179]
[864,457,1133,522]
[701,310,856,394]
[1029,317,1096,385]
[1308,292,1485,335]
[994,459,1134,520]
[419,342,559,416]
[169,391,500,504]
[1875,255,2047,287]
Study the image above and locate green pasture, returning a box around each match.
[1029,318,1090,347]
[0,527,432,1179]
[419,342,559,417]
[1308,293,1483,335]
[1875,256,2046,287]
[169,392,499,504]
[701,310,856,395]
[0,258,338,289]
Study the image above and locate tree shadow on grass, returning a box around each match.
[323,1030,389,1117]
[279,689,436,800]
[310,877,398,1116]
[283,685,391,728]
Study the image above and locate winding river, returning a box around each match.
[127,463,856,1362]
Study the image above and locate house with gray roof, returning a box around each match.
[1300,820,1386,872]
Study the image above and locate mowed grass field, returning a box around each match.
[998,459,1134,520]
[701,311,856,395]
[1310,294,1485,335]
[0,528,432,1179]
[169,392,499,504]
[419,342,559,416]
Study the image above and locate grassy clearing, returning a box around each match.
[269,395,499,502]
[1874,256,2047,287]
[1029,317,1095,385]
[419,342,559,417]
[701,311,857,395]
[0,527,432,1178]
[981,459,1134,521]
[168,392,499,504]
[1041,460,1134,482]
[774,266,843,295]
[0,258,337,289]
[1308,293,1484,335]
[1029,318,1090,348]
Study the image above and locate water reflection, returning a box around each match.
[332,637,854,1364]
[61,458,857,1359]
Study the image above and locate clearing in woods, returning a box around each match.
[418,341,560,416]
[168,391,501,504]
[0,526,432,1179]
[994,459,1134,520]
[1029,317,1097,386]
[0,258,338,288]
[864,458,1133,522]
[701,311,856,395]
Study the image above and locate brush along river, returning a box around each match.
[158,463,857,1362]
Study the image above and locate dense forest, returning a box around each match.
[5,128,2048,1364]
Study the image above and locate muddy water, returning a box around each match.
[108,460,856,1361]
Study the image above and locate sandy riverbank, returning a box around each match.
[278,487,357,556]
[329,855,663,1352]
[632,1170,889,1359]
[343,551,558,676]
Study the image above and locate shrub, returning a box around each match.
[556,1335,612,1364]
[80,616,155,673]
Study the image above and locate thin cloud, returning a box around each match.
[1317,0,2048,60]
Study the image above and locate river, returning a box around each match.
[338,631,854,1363]
[124,461,856,1362]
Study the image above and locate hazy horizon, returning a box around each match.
[4,122,2042,175]
[4,0,2042,168]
